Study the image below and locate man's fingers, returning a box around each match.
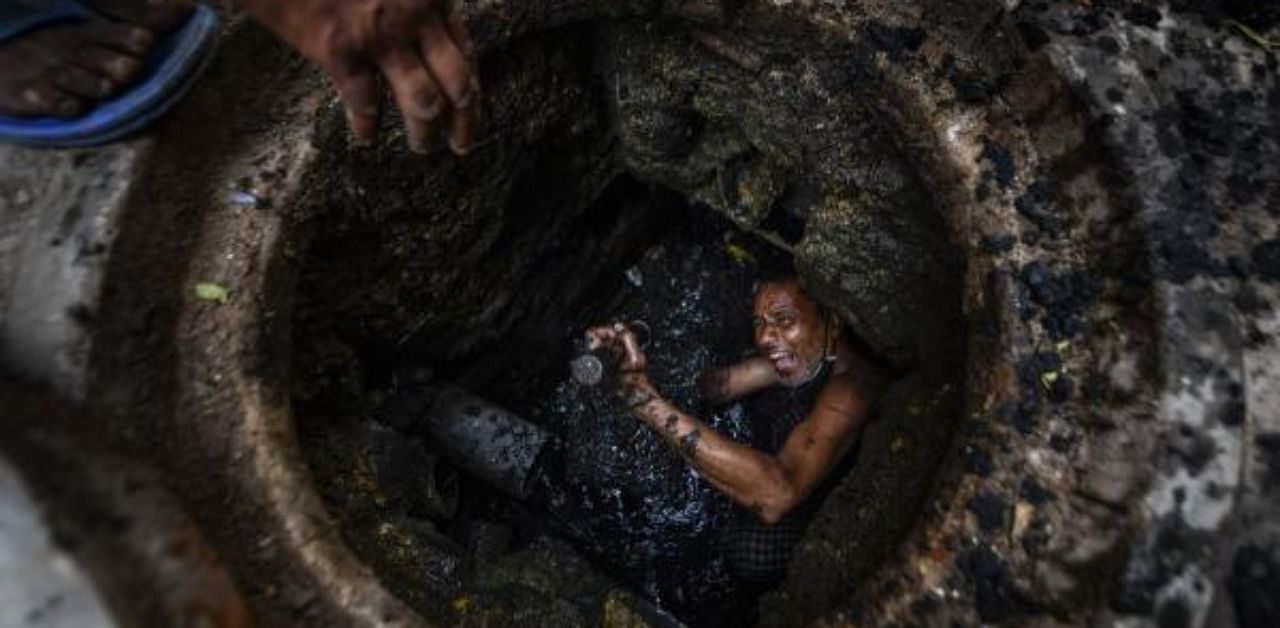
[585,327,612,351]
[448,98,475,156]
[424,11,478,155]
[378,47,444,153]
[329,61,380,143]
[618,328,647,371]
[586,325,645,370]
[587,326,634,352]
[620,333,643,358]
[444,8,476,59]
[418,14,474,110]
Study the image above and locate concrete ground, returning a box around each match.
[0,458,113,628]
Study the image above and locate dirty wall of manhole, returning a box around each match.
[1,1,1276,628]
[285,8,974,624]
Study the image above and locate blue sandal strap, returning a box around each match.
[0,0,93,43]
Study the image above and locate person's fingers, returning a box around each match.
[326,56,381,144]
[444,8,476,59]
[417,15,472,108]
[378,46,444,153]
[626,320,651,347]
[585,327,614,351]
[427,10,479,155]
[620,335,643,362]
[618,328,646,371]
[448,101,475,156]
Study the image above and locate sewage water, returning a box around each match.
[520,210,791,625]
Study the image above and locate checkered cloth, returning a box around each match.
[723,496,823,583]
[721,365,835,584]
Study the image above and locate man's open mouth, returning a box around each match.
[768,350,798,372]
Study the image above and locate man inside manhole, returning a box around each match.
[586,273,885,585]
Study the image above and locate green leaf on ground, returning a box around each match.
[1040,370,1060,390]
[194,282,230,304]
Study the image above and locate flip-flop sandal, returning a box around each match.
[0,0,218,147]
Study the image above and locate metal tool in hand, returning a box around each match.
[571,320,651,386]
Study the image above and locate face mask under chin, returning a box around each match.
[778,355,829,388]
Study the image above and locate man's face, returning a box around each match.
[752,280,829,388]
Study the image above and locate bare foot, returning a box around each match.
[0,0,194,118]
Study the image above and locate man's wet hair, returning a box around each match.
[751,261,841,327]
[752,264,837,328]
[752,259,801,293]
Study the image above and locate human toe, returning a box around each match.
[84,22,155,56]
[5,83,87,118]
[75,45,144,85]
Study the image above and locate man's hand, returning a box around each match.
[242,0,478,155]
[584,322,647,373]
[585,323,656,411]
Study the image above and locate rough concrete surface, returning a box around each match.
[0,457,115,628]
[0,0,1276,627]
[0,379,250,627]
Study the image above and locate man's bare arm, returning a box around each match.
[623,371,868,524]
[698,356,779,404]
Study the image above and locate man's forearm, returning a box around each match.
[624,378,796,519]
[698,356,778,404]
